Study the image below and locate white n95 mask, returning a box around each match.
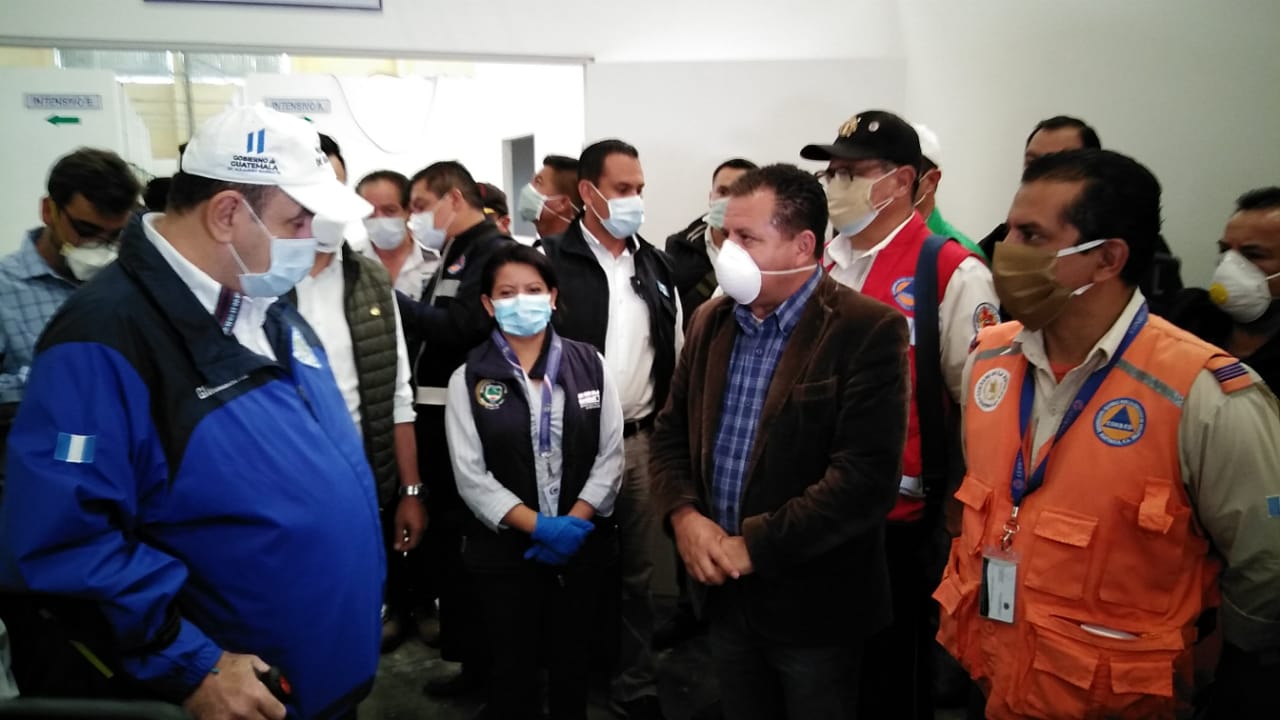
[1209,249,1280,323]
[712,239,816,305]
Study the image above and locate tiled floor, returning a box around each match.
[356,629,967,720]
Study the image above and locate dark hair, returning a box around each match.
[318,133,345,169]
[920,156,939,173]
[356,170,411,207]
[712,158,758,180]
[477,183,509,218]
[579,139,639,186]
[1022,149,1160,286]
[542,155,581,205]
[165,170,275,215]
[1236,186,1280,213]
[143,177,172,212]
[47,148,141,215]
[411,161,483,210]
[1026,116,1101,150]
[481,242,559,296]
[727,164,829,259]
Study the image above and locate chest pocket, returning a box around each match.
[1023,509,1098,601]
[1098,478,1196,614]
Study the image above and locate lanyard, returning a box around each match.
[491,329,562,457]
[1001,303,1147,548]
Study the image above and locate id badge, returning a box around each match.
[980,546,1019,624]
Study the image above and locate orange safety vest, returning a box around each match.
[935,312,1250,719]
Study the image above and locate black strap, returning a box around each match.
[912,235,953,520]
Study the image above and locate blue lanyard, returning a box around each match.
[491,329,562,457]
[1010,303,1148,506]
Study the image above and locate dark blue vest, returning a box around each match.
[461,330,616,572]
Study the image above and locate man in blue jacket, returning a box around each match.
[0,105,383,719]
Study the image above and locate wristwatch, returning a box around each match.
[399,483,425,498]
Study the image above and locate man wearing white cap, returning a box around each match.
[0,105,382,719]
[912,124,986,261]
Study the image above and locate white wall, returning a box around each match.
[0,68,151,253]
[0,0,902,62]
[899,0,1280,286]
[586,59,907,247]
[245,64,584,191]
[4,0,1278,282]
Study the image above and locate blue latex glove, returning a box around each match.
[523,541,570,566]
[530,514,594,557]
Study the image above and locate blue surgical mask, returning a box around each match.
[589,185,644,239]
[492,293,553,337]
[233,200,317,298]
[408,211,446,252]
[518,183,548,223]
[706,197,730,230]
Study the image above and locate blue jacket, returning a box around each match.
[0,216,384,718]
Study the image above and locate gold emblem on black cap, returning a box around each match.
[838,115,860,138]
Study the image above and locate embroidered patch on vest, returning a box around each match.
[577,389,601,410]
[891,277,915,311]
[1093,398,1146,447]
[656,281,671,299]
[973,302,1000,333]
[475,380,507,410]
[447,255,467,275]
[973,368,1010,412]
[1266,495,1280,518]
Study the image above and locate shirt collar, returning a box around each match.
[734,267,822,335]
[824,212,914,270]
[580,220,635,258]
[142,213,246,334]
[1014,288,1146,371]
[16,228,73,283]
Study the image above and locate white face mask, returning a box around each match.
[364,217,407,251]
[589,185,644,239]
[1209,249,1280,323]
[408,211,446,252]
[826,173,893,237]
[712,239,817,305]
[62,244,118,282]
[312,216,347,254]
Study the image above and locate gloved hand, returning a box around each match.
[523,542,570,566]
[530,514,594,558]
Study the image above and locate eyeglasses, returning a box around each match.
[813,163,897,186]
[59,207,124,246]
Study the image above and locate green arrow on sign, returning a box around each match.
[46,115,81,126]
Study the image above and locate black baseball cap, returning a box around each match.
[478,182,509,217]
[800,110,922,169]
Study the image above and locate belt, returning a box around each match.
[623,415,655,438]
[898,474,924,499]
[415,386,449,407]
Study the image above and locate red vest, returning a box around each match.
[844,212,974,522]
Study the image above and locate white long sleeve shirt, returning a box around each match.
[446,349,625,532]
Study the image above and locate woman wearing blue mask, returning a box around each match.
[444,243,624,720]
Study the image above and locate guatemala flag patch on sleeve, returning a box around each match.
[54,433,96,464]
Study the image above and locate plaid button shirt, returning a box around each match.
[711,269,822,531]
[0,229,79,403]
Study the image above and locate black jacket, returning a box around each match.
[399,218,515,391]
[1166,289,1280,393]
[665,217,717,325]
[540,217,679,417]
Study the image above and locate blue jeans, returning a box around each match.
[708,588,864,720]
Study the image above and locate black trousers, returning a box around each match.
[857,519,935,720]
[474,566,603,720]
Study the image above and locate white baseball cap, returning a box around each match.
[912,123,942,166]
[181,105,371,222]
